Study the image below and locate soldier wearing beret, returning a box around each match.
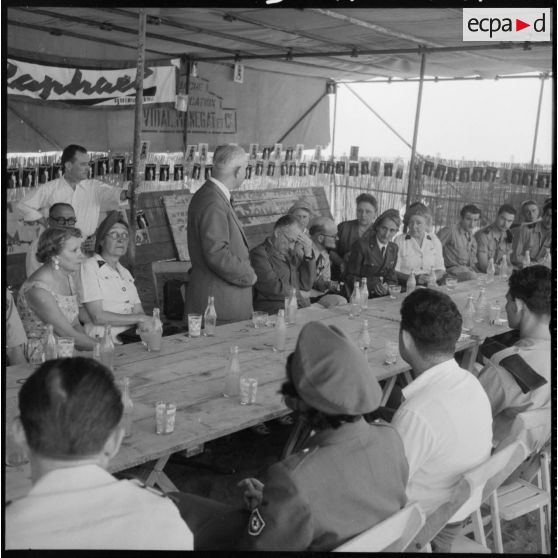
[170,321,408,551]
[476,266,551,445]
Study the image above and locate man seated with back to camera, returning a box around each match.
[391,289,493,553]
[250,214,316,313]
[5,357,193,550]
[475,265,551,445]
[169,321,409,551]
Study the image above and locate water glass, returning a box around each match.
[445,277,458,290]
[5,431,29,467]
[489,303,501,325]
[57,337,75,358]
[155,402,177,434]
[384,340,399,365]
[143,330,162,352]
[240,377,258,405]
[388,284,402,299]
[252,311,269,329]
[26,338,45,365]
[187,314,202,338]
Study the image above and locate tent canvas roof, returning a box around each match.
[7,7,553,80]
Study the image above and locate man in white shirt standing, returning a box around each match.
[17,144,124,253]
[392,288,492,552]
[6,357,193,550]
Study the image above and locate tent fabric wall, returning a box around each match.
[7,60,330,153]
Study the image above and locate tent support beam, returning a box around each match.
[530,73,547,165]
[276,90,327,144]
[129,9,147,274]
[407,51,427,210]
[8,104,62,150]
[343,83,415,152]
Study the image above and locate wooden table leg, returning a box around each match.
[144,455,178,493]
[380,376,397,406]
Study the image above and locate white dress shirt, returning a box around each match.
[17,176,120,237]
[392,359,492,520]
[394,233,445,275]
[5,464,193,550]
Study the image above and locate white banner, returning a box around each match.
[7,58,178,106]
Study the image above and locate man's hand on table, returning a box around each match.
[238,477,264,510]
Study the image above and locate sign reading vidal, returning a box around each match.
[7,58,178,106]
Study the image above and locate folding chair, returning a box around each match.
[411,440,528,552]
[333,502,425,552]
[487,408,552,553]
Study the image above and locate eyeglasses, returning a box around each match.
[321,233,338,240]
[105,231,129,241]
[50,216,77,226]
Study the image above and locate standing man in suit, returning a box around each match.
[186,144,257,323]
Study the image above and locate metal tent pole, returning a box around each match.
[407,50,427,210]
[129,9,147,274]
[530,73,547,166]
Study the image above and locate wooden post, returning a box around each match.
[530,73,547,166]
[129,9,147,274]
[406,50,427,211]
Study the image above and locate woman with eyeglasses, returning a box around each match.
[25,203,78,277]
[77,211,148,343]
[17,226,98,350]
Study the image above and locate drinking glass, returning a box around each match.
[489,303,501,325]
[445,277,458,290]
[384,340,399,365]
[188,314,202,338]
[57,337,75,358]
[26,338,45,365]
[143,330,163,351]
[5,431,29,467]
[240,377,258,405]
[388,284,402,299]
[252,311,269,329]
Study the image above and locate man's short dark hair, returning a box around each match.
[19,357,123,459]
[497,204,517,216]
[49,203,75,217]
[61,145,87,170]
[460,204,481,218]
[542,198,552,215]
[274,214,298,230]
[508,265,551,317]
[400,288,462,355]
[356,193,378,212]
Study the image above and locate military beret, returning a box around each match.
[288,199,314,216]
[95,210,128,253]
[290,322,382,415]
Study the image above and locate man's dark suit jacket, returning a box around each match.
[186,181,255,323]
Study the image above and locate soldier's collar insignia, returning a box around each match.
[248,508,266,536]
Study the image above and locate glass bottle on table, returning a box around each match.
[359,277,368,310]
[121,376,134,439]
[151,307,163,331]
[223,345,240,398]
[100,324,115,371]
[286,288,298,325]
[204,296,217,336]
[427,267,437,288]
[462,294,476,333]
[474,288,488,324]
[486,257,495,284]
[92,340,102,362]
[406,270,416,295]
[43,324,57,360]
[498,257,509,281]
[274,309,286,352]
[523,250,531,268]
[349,281,361,318]
[357,319,371,353]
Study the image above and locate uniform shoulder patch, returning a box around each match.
[248,508,266,536]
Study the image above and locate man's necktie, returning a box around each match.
[380,246,385,258]
[230,196,235,209]
[316,254,325,277]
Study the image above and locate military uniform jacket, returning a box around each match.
[475,224,513,265]
[240,419,408,552]
[186,181,255,322]
[511,221,551,266]
[345,232,398,294]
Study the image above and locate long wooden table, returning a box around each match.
[4,278,509,502]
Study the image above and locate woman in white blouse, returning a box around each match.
[394,204,445,286]
[78,212,149,342]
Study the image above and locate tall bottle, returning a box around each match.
[151,307,163,331]
[43,324,57,360]
[359,278,368,310]
[474,288,488,323]
[541,251,551,269]
[349,281,361,318]
[486,257,495,284]
[274,309,287,352]
[523,250,531,268]
[357,319,371,352]
[462,294,476,332]
[406,270,416,295]
[223,346,240,398]
[427,267,437,288]
[204,296,217,336]
[100,324,115,371]
[121,376,134,439]
[498,257,509,281]
[286,288,298,325]
[92,341,102,362]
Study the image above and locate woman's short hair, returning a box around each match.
[36,227,82,264]
[404,203,432,228]
[355,193,378,212]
